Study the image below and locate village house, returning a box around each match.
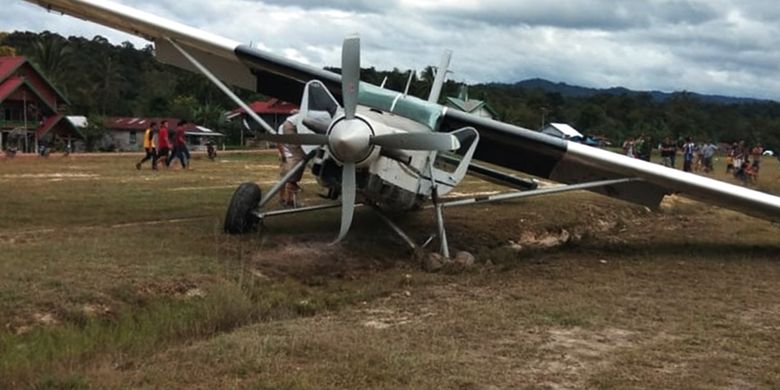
[445,86,498,120]
[0,56,81,153]
[227,98,298,146]
[540,122,584,141]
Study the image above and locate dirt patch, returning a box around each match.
[250,237,394,279]
[524,327,637,389]
[137,280,200,298]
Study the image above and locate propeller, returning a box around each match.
[341,35,360,120]
[329,35,367,243]
[282,36,462,244]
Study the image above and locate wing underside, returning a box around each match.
[24,0,780,223]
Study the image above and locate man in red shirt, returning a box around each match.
[156,120,171,167]
[167,120,189,169]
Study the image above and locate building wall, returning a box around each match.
[103,129,141,152]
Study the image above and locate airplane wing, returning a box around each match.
[23,0,780,223]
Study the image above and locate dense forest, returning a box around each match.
[3,30,780,148]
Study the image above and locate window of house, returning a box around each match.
[129,131,137,144]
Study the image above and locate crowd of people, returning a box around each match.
[135,120,191,170]
[622,136,769,184]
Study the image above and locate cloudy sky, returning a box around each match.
[5,0,780,100]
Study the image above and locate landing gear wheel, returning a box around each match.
[224,182,262,234]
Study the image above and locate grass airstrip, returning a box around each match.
[1,151,779,389]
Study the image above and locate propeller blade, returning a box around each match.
[255,133,329,145]
[342,35,360,119]
[371,132,461,151]
[332,162,356,244]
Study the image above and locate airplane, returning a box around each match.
[22,0,780,259]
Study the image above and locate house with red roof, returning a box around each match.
[227,98,298,145]
[0,56,81,152]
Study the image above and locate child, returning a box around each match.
[735,161,750,184]
[747,160,760,183]
[725,154,734,174]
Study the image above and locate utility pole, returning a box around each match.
[23,91,28,153]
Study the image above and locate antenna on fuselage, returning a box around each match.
[403,69,415,97]
[380,76,388,89]
[427,49,452,103]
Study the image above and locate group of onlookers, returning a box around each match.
[135,120,191,170]
[621,134,653,161]
[622,135,767,184]
[725,141,763,184]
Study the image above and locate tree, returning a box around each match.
[170,95,198,120]
[27,34,73,92]
[0,45,16,56]
[193,103,226,129]
[94,55,126,115]
[81,116,106,152]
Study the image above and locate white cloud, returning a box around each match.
[3,0,780,100]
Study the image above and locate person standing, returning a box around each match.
[136,121,158,170]
[750,143,764,169]
[660,137,676,168]
[732,141,745,174]
[156,120,171,168]
[167,120,189,169]
[623,137,636,158]
[700,141,718,173]
[637,134,652,161]
[682,137,695,172]
[277,113,305,207]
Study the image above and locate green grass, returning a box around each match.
[0,151,779,388]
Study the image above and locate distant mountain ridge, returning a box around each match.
[496,78,767,105]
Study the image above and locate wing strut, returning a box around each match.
[166,37,276,134]
[425,177,640,210]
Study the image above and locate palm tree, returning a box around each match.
[193,103,226,129]
[28,34,73,91]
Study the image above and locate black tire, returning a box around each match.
[224,182,262,234]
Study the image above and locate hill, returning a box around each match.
[2,30,780,148]
[506,78,767,105]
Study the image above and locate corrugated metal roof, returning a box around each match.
[0,56,70,105]
[186,126,224,136]
[35,114,64,138]
[67,116,88,128]
[0,76,24,102]
[0,77,58,113]
[0,57,25,81]
[445,96,498,118]
[227,98,298,118]
[545,123,583,138]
